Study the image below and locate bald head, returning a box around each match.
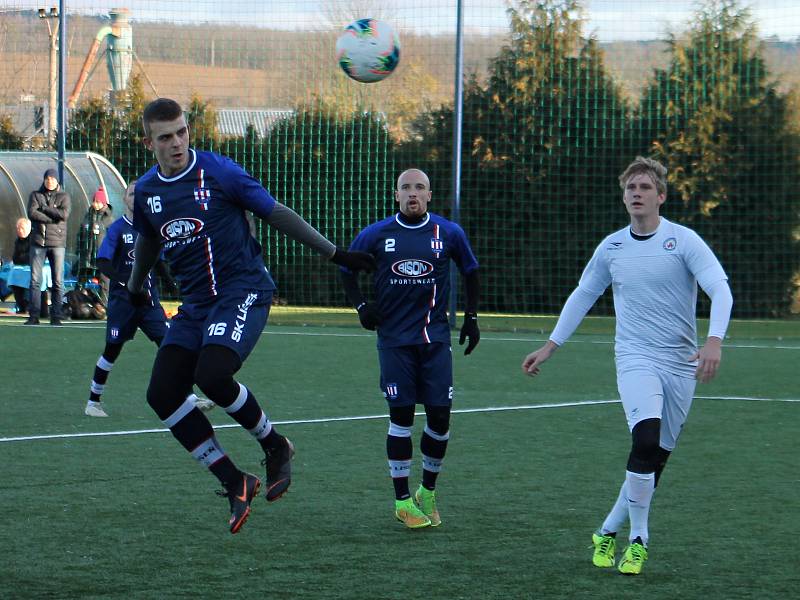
[397,169,430,191]
[16,217,31,238]
[395,169,432,219]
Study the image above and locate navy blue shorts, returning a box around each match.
[163,289,272,362]
[378,343,453,407]
[106,293,168,344]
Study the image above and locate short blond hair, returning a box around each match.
[619,156,667,196]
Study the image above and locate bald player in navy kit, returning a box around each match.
[341,168,480,528]
[127,98,375,534]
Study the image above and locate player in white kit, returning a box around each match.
[522,157,733,575]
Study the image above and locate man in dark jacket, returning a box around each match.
[26,168,71,325]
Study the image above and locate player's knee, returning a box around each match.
[388,404,415,428]
[147,346,195,420]
[146,373,184,420]
[627,418,662,473]
[424,405,450,436]
[194,345,241,399]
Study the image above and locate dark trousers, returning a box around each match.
[29,245,64,320]
[11,285,49,317]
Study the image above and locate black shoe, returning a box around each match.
[50,317,63,326]
[261,435,295,502]
[24,317,40,325]
[217,472,261,534]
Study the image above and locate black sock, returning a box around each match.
[212,458,242,490]
[258,428,283,453]
[420,428,448,491]
[387,434,412,500]
[393,478,410,500]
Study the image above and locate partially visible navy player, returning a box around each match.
[84,180,214,418]
[340,168,480,528]
[126,98,375,534]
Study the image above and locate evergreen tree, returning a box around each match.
[252,104,395,306]
[640,0,800,316]
[400,0,631,313]
[186,93,219,150]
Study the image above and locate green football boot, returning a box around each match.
[395,497,431,529]
[414,485,441,527]
[618,539,648,575]
[591,532,617,568]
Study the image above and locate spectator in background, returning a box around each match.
[26,168,70,325]
[9,217,48,316]
[76,187,114,302]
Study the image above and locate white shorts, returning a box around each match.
[616,358,697,450]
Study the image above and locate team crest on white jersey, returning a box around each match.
[663,237,677,251]
[160,218,204,240]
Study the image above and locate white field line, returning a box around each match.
[2,320,799,350]
[0,396,796,444]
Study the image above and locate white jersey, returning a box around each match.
[578,218,727,377]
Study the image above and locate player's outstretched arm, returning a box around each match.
[330,247,377,272]
[522,285,600,376]
[522,340,559,377]
[265,202,375,272]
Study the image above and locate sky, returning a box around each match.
[5,0,800,41]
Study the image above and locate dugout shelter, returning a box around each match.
[0,151,125,266]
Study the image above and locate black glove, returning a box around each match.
[331,247,377,272]
[459,312,480,355]
[356,302,382,331]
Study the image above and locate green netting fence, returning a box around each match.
[1,0,798,318]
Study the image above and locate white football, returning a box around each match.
[336,18,400,83]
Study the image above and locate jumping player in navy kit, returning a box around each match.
[126,98,375,534]
[340,168,480,528]
[84,180,214,418]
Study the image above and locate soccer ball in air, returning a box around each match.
[336,18,400,83]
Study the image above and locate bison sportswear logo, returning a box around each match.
[391,259,434,278]
[160,218,204,240]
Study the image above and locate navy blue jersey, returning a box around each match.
[133,149,276,303]
[346,212,478,348]
[97,215,157,301]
